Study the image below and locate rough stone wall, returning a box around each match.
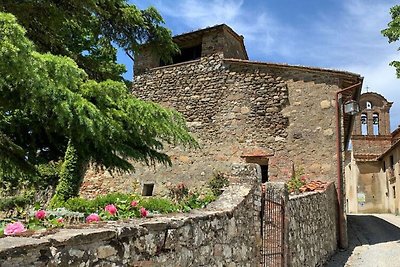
[81,52,350,196]
[0,169,262,267]
[222,29,247,60]
[287,182,338,267]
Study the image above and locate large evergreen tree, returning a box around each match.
[382,5,400,78]
[1,0,178,83]
[0,12,195,203]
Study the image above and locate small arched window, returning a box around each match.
[366,101,372,109]
[361,113,368,135]
[373,113,379,135]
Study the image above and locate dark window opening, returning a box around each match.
[390,155,395,169]
[393,186,396,198]
[373,113,379,135]
[383,160,386,172]
[160,44,202,66]
[142,183,154,196]
[260,165,268,183]
[361,113,368,135]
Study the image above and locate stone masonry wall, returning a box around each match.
[287,182,338,267]
[81,52,349,197]
[0,168,262,267]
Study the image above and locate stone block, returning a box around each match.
[320,100,331,109]
[97,245,117,259]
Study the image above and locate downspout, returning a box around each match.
[335,81,362,249]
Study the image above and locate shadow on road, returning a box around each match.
[325,214,400,266]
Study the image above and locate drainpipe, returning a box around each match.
[335,81,362,249]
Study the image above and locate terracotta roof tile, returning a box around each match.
[299,180,329,193]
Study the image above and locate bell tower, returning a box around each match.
[351,92,393,159]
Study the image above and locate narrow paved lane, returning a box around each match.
[326,214,400,267]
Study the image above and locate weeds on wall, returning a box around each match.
[286,168,307,194]
[208,172,230,196]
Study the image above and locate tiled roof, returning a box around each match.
[353,153,381,161]
[299,181,330,193]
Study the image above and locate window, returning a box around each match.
[160,44,202,66]
[390,155,395,169]
[260,165,268,183]
[393,186,396,199]
[373,113,379,135]
[142,183,155,196]
[366,101,372,109]
[361,113,368,135]
[383,160,386,172]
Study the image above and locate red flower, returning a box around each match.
[131,201,138,207]
[57,217,64,224]
[140,207,149,218]
[104,204,117,216]
[86,213,100,223]
[35,210,46,220]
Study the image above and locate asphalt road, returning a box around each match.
[326,214,400,267]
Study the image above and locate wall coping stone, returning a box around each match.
[0,183,254,260]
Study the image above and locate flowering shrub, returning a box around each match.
[4,221,26,236]
[86,213,100,223]
[140,207,148,218]
[35,210,46,220]
[104,204,117,216]
[168,182,189,202]
[0,183,221,238]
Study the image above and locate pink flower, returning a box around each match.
[104,204,117,216]
[35,210,46,220]
[57,217,64,224]
[140,207,149,218]
[86,213,100,223]
[4,222,26,236]
[130,201,138,207]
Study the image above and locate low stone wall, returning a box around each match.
[0,177,261,266]
[287,182,338,267]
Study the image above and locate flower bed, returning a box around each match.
[0,181,221,238]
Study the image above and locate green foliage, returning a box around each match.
[35,161,61,189]
[167,182,189,202]
[140,198,178,214]
[1,0,178,83]
[177,191,216,212]
[0,13,196,201]
[382,5,400,78]
[60,198,95,214]
[208,172,230,196]
[167,182,218,212]
[286,169,307,194]
[0,193,32,213]
[0,221,4,237]
[50,142,87,204]
[92,192,134,210]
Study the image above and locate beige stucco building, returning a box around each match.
[346,92,400,214]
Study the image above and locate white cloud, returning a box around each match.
[145,0,295,59]
[134,0,400,128]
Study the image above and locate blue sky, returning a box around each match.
[120,0,400,130]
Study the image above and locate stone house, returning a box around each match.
[81,24,362,198]
[346,92,400,214]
